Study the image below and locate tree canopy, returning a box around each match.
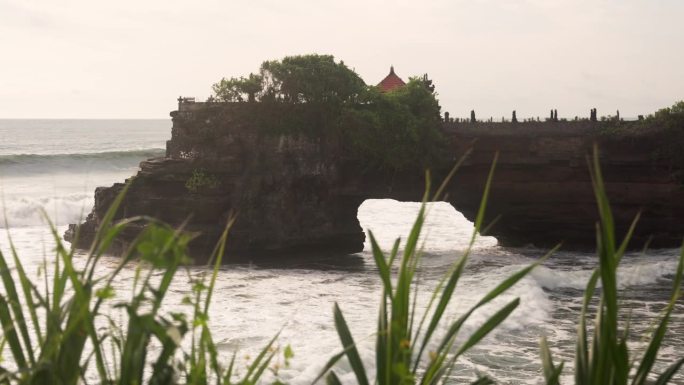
[212,54,366,105]
[210,54,445,171]
[211,73,263,102]
[261,55,366,104]
[340,77,444,170]
[653,100,684,120]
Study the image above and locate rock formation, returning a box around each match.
[66,102,684,260]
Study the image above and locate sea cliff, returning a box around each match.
[66,102,684,259]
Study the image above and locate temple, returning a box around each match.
[377,66,406,92]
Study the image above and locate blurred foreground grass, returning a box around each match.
[0,147,681,385]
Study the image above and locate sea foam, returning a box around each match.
[0,194,93,228]
[531,257,679,290]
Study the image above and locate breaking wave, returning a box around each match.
[0,194,93,228]
[0,149,165,175]
[531,258,679,290]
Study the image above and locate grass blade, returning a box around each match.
[222,351,237,384]
[437,247,554,354]
[454,298,520,357]
[540,336,564,385]
[243,332,279,381]
[654,357,684,385]
[412,252,467,371]
[575,269,599,385]
[425,298,521,385]
[326,371,343,385]
[368,231,393,299]
[8,245,43,346]
[333,302,369,385]
[0,295,26,369]
[311,350,346,385]
[0,250,34,365]
[632,246,684,385]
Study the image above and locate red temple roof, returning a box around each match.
[377,66,406,92]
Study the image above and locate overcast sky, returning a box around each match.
[0,0,682,119]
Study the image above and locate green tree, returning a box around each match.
[340,78,445,171]
[648,101,684,177]
[260,54,366,104]
[212,73,263,102]
[653,100,684,119]
[210,54,444,171]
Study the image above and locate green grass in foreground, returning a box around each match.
[0,146,681,384]
[537,148,684,385]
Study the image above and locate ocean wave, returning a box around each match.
[0,194,93,228]
[0,149,165,175]
[532,259,679,290]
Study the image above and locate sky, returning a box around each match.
[0,0,682,119]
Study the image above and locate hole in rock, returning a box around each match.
[356,199,497,252]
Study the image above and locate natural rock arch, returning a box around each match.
[66,103,684,260]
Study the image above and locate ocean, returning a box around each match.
[0,119,682,384]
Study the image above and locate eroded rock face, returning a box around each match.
[445,124,684,249]
[67,104,371,260]
[66,103,684,260]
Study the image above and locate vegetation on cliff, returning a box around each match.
[596,100,684,179]
[210,54,446,171]
[185,168,220,193]
[340,78,444,171]
[212,54,365,105]
[649,101,684,176]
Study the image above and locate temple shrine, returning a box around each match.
[377,66,406,92]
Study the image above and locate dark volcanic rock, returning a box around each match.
[65,103,684,260]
